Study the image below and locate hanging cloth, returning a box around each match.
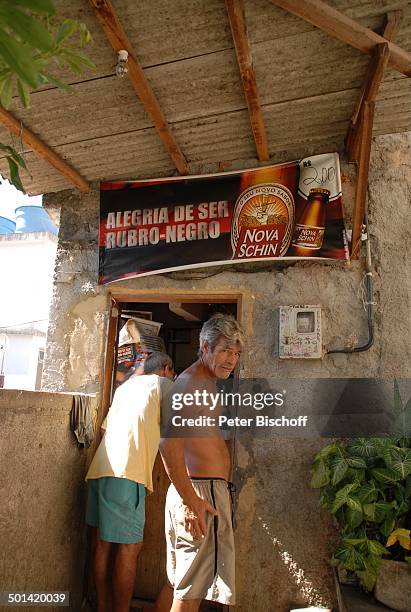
[70,394,94,448]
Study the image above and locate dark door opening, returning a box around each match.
[113,298,239,610]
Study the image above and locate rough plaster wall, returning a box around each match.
[42,133,411,611]
[42,186,108,394]
[0,390,98,611]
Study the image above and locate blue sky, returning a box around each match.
[0,176,42,221]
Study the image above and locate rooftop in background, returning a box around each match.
[0,206,57,236]
[0,177,42,221]
[0,0,409,196]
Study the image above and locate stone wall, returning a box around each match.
[42,132,411,611]
[0,390,98,612]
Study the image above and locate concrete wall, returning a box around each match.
[42,132,411,611]
[0,390,97,612]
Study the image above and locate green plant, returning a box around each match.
[0,0,95,192]
[311,436,411,590]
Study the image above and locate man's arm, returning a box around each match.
[159,437,217,539]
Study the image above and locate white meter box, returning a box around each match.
[279,306,322,359]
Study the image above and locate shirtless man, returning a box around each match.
[156,313,245,612]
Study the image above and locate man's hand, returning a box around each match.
[183,495,218,539]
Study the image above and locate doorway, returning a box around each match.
[103,293,241,609]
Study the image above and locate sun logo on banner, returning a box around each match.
[231,183,295,259]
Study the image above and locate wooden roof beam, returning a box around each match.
[225,0,269,161]
[269,0,411,77]
[0,106,90,192]
[346,11,402,162]
[89,0,189,175]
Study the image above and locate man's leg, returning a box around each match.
[93,528,112,612]
[112,541,143,612]
[170,599,202,612]
[153,583,173,611]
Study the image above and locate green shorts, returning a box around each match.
[86,477,146,544]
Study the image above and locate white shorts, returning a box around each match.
[165,478,235,605]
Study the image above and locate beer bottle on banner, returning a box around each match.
[291,188,330,256]
[238,163,299,194]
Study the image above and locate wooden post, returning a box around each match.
[351,101,374,259]
[346,42,390,163]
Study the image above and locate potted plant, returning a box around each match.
[310,436,411,610]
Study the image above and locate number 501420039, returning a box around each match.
[0,592,69,606]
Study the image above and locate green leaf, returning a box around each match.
[0,6,54,52]
[63,48,95,70]
[343,538,366,546]
[0,144,28,171]
[405,556,411,566]
[364,503,377,521]
[397,499,410,515]
[357,563,379,591]
[7,156,25,193]
[346,467,366,484]
[319,489,334,509]
[371,468,401,484]
[405,475,411,498]
[346,457,368,469]
[79,22,92,45]
[346,508,364,529]
[389,450,411,478]
[375,501,394,521]
[357,482,378,503]
[311,459,330,488]
[0,74,13,108]
[380,514,396,537]
[333,544,367,571]
[347,495,362,514]
[41,72,71,92]
[332,458,349,486]
[11,0,55,14]
[17,78,30,108]
[0,67,11,80]
[368,539,389,556]
[314,443,338,462]
[59,47,95,73]
[55,20,78,46]
[0,29,39,88]
[347,438,381,457]
[332,483,359,513]
[8,149,27,171]
[363,501,391,523]
[383,446,411,478]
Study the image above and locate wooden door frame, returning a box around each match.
[99,289,243,611]
[100,289,243,421]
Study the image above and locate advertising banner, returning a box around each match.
[99,152,349,284]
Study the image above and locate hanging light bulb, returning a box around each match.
[116,50,129,78]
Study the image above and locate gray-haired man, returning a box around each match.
[156,314,245,612]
